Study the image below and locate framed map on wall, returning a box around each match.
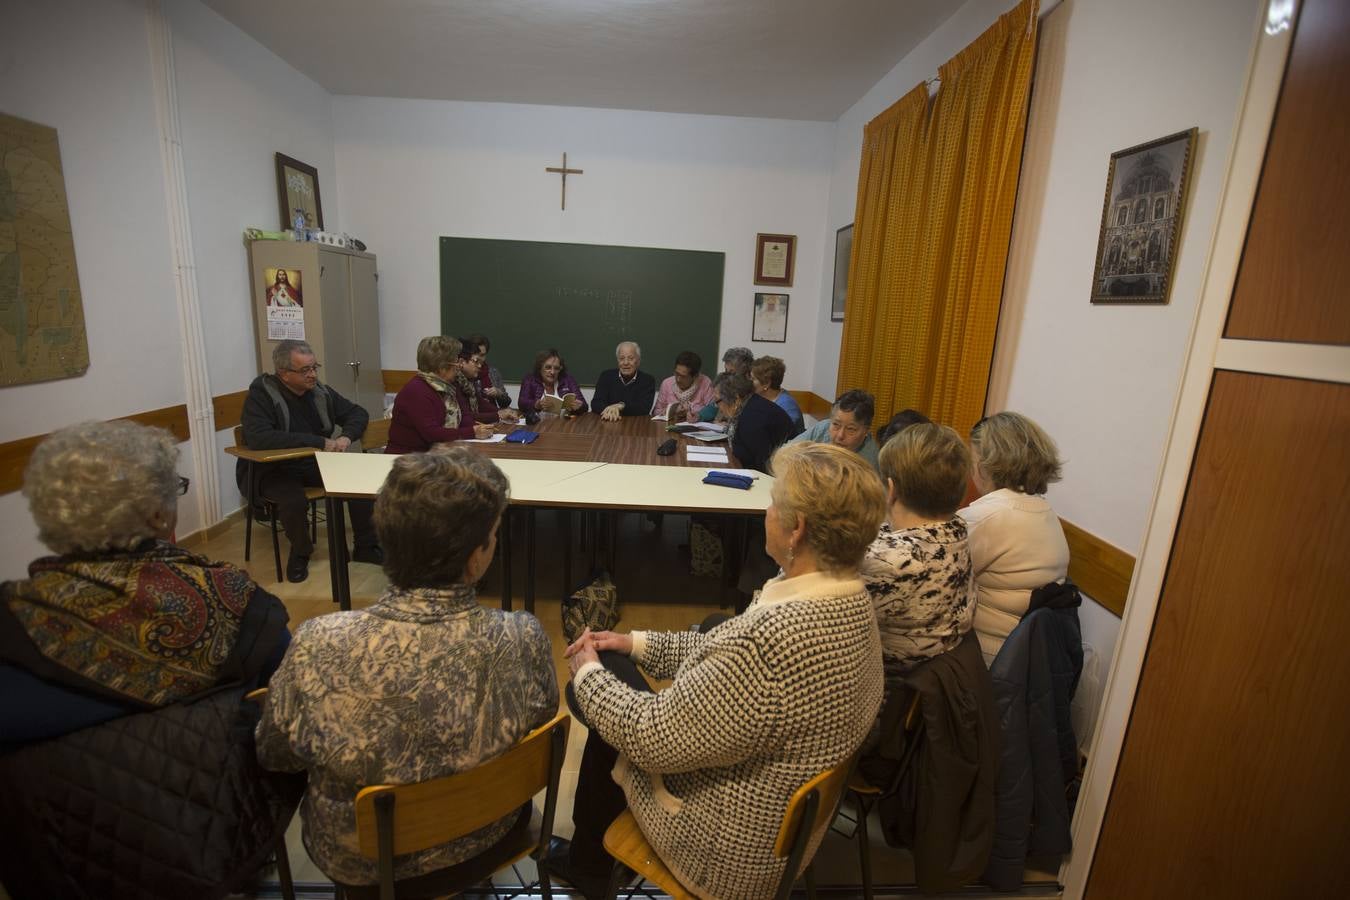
[0,112,90,387]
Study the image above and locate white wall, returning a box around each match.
[165,0,337,517]
[816,0,1263,731]
[332,97,835,386]
[0,0,339,576]
[0,0,185,577]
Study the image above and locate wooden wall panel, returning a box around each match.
[1061,518,1133,616]
[0,403,190,495]
[1087,372,1350,897]
[212,390,249,431]
[1226,0,1350,344]
[383,369,415,393]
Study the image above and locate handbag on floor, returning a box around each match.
[689,519,723,579]
[562,570,619,643]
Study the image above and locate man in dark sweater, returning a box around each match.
[237,340,381,582]
[591,340,656,420]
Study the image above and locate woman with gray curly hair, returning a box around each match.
[0,420,296,898]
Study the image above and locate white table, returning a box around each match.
[315,452,772,610]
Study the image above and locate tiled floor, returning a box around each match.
[185,507,1061,899]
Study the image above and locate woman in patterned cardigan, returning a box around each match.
[555,442,887,900]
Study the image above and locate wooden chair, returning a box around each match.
[242,687,298,900]
[362,417,392,453]
[844,690,922,900]
[335,712,571,900]
[232,425,324,582]
[601,757,854,900]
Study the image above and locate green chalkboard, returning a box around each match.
[439,237,725,387]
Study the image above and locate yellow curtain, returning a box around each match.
[837,0,1039,439]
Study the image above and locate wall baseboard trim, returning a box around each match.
[176,505,244,549]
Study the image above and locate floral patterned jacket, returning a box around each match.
[255,584,557,884]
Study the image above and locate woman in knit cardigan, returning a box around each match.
[553,442,887,900]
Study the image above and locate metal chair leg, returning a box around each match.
[856,792,876,900]
[804,862,817,900]
[274,835,296,900]
[605,860,628,900]
[270,509,283,582]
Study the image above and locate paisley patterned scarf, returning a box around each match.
[451,368,481,414]
[1,541,257,706]
[418,370,462,429]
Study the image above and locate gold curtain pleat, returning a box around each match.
[836,0,1039,439]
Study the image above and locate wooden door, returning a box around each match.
[1086,0,1350,895]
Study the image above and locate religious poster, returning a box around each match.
[263,266,305,340]
[752,293,789,343]
[0,112,91,387]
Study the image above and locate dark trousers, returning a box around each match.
[564,650,653,874]
[256,461,375,557]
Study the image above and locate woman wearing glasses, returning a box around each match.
[0,420,296,898]
[960,412,1070,663]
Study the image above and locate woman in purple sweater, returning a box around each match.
[518,348,587,417]
[386,336,497,453]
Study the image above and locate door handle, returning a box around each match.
[349,361,361,379]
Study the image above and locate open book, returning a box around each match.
[537,393,578,415]
[667,419,726,434]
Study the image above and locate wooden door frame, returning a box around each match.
[1059,2,1350,894]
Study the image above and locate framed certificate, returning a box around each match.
[754,233,796,287]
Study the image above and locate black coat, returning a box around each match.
[590,368,656,416]
[861,630,999,894]
[0,686,304,900]
[982,589,1084,891]
[731,393,793,473]
[235,373,368,489]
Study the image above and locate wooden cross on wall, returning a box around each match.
[545,152,583,210]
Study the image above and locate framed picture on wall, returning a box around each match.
[754,233,796,287]
[275,152,324,232]
[752,293,789,342]
[1090,128,1197,304]
[832,224,853,321]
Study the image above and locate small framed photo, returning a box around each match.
[832,224,853,322]
[754,233,796,287]
[275,152,324,232]
[1090,128,1197,304]
[752,292,789,342]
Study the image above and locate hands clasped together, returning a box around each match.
[564,627,633,676]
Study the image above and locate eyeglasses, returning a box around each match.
[831,420,866,436]
[177,475,191,496]
[288,363,322,376]
[465,356,484,366]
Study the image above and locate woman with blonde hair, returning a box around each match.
[386,335,497,451]
[960,411,1070,662]
[551,442,886,900]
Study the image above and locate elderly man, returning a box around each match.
[237,339,381,582]
[790,388,881,470]
[590,340,656,421]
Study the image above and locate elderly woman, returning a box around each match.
[453,337,520,430]
[518,348,587,417]
[721,346,755,376]
[862,423,976,680]
[550,442,886,900]
[386,335,492,451]
[960,412,1070,662]
[256,448,557,887]
[715,372,793,474]
[0,421,294,898]
[750,355,805,437]
[876,408,932,447]
[466,332,511,408]
[591,340,656,420]
[654,350,715,422]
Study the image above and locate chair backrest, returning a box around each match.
[361,417,392,453]
[773,755,855,860]
[353,712,570,859]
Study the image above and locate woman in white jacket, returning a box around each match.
[960,412,1070,663]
